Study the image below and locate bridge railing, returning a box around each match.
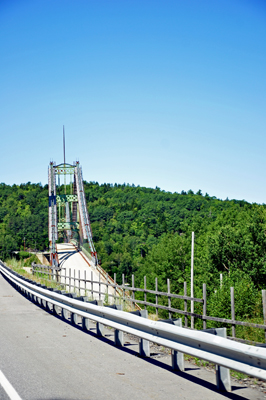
[1,260,266,391]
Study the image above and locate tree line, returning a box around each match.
[0,181,265,332]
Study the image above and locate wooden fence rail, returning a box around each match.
[32,264,266,343]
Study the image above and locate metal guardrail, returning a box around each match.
[1,261,266,391]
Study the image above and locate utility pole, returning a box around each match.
[191,231,195,329]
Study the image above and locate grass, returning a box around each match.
[6,258,66,292]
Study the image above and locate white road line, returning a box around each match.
[0,370,22,400]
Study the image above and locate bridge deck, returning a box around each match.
[57,243,116,301]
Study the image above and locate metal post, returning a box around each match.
[191,231,195,329]
[171,318,184,371]
[82,316,90,331]
[139,310,150,357]
[62,307,68,321]
[114,304,124,346]
[96,322,104,336]
[215,328,231,391]
[71,312,78,325]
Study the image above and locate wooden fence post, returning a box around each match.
[99,271,101,302]
[122,274,125,308]
[114,273,117,304]
[262,290,266,342]
[203,283,206,330]
[167,278,171,319]
[132,274,135,309]
[91,270,93,299]
[144,276,147,310]
[106,272,109,304]
[231,287,235,338]
[184,281,187,328]
[84,270,86,296]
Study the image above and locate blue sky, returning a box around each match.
[0,0,265,203]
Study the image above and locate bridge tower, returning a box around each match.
[48,160,97,268]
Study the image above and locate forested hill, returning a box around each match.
[1,181,266,299]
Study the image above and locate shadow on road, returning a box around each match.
[43,311,256,400]
[7,275,259,400]
[58,249,76,267]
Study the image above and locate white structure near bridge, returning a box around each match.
[57,243,117,302]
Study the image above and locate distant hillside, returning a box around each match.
[1,181,265,339]
[1,181,266,290]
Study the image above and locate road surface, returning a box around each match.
[0,272,264,400]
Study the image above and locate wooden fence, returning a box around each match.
[32,264,266,344]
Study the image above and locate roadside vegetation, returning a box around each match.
[0,181,265,342]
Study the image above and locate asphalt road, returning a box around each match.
[0,273,264,400]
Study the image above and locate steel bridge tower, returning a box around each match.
[48,161,97,268]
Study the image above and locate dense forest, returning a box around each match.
[1,181,266,330]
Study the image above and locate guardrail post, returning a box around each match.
[215,328,231,391]
[96,321,104,336]
[82,317,90,331]
[139,310,150,357]
[114,305,124,346]
[71,312,78,325]
[62,307,69,321]
[171,318,184,371]
[96,299,104,336]
[202,327,231,391]
[82,300,97,331]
